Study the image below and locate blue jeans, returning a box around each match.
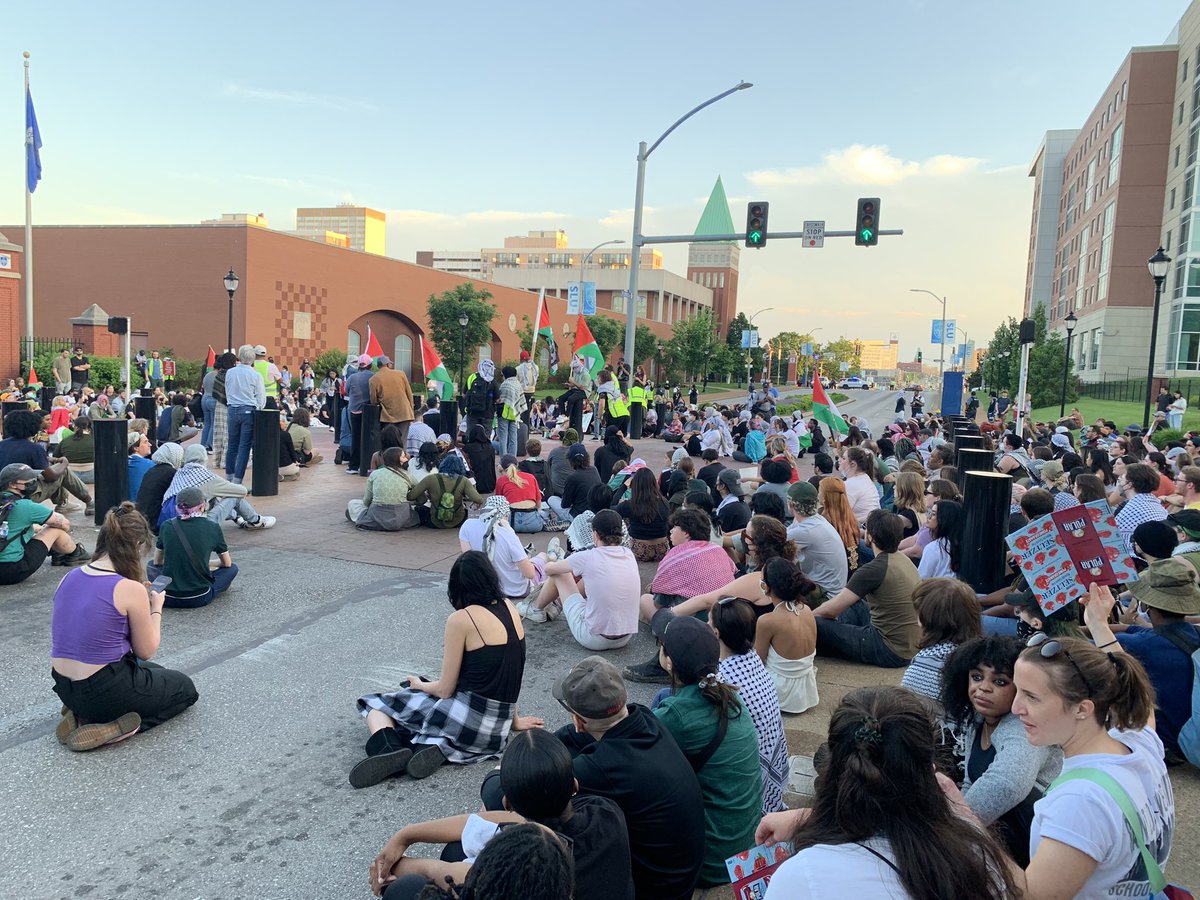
[147,562,239,609]
[512,508,546,533]
[497,417,519,458]
[1170,412,1184,430]
[981,615,1019,636]
[201,395,216,448]
[225,405,256,482]
[815,599,909,668]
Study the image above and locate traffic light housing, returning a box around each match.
[917,349,923,363]
[745,202,769,248]
[855,197,880,247]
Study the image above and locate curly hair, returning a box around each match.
[939,636,1023,727]
[746,515,796,567]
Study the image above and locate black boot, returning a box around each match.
[349,727,412,789]
[624,654,670,685]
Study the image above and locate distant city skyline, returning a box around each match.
[3,0,1189,359]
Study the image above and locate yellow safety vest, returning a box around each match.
[629,385,646,405]
[254,359,278,397]
[608,394,629,418]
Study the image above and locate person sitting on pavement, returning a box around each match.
[566,483,632,553]
[58,416,95,485]
[545,428,578,502]
[459,495,548,602]
[649,609,762,888]
[0,463,89,583]
[347,446,419,531]
[756,687,1019,899]
[899,577,983,706]
[164,443,276,530]
[1119,557,1200,764]
[275,412,304,482]
[518,437,548,495]
[51,502,199,752]
[615,467,671,562]
[367,727,632,900]
[494,454,547,533]
[404,406,436,457]
[517,510,638,652]
[939,635,1063,866]
[147,486,238,608]
[286,408,322,466]
[709,596,789,815]
[351,551,543,788]
[752,557,820,714]
[462,423,497,494]
[0,410,94,515]
[552,655,705,900]
[157,393,198,444]
[812,509,921,669]
[547,443,601,524]
[408,452,484,529]
[127,430,156,501]
[785,480,849,602]
[594,425,633,491]
[407,440,440,479]
[135,441,183,534]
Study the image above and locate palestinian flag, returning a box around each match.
[205,346,216,373]
[572,315,605,378]
[420,335,454,401]
[27,362,39,386]
[812,377,849,435]
[537,299,559,375]
[364,324,385,361]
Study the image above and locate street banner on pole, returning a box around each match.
[567,281,581,315]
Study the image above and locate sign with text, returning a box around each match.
[567,281,581,315]
[727,842,792,900]
[802,220,825,248]
[741,329,760,349]
[931,319,957,345]
[801,342,813,357]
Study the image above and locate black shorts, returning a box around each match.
[0,539,48,585]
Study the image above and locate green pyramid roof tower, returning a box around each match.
[693,176,735,242]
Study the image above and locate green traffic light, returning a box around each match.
[860,228,874,242]
[749,230,763,244]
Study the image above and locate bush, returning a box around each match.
[171,358,205,391]
[314,348,348,378]
[87,357,127,390]
[1150,428,1185,449]
[776,393,848,418]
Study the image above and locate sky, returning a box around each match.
[2,0,1191,362]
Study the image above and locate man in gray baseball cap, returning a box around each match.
[0,463,89,584]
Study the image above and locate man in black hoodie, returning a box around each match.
[553,656,704,900]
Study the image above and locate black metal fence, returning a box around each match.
[1079,370,1200,408]
[18,336,73,364]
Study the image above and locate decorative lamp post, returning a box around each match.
[223,268,240,353]
[1059,311,1077,418]
[1144,247,1172,430]
[458,311,470,395]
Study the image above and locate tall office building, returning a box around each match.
[1024,131,1080,317]
[295,205,386,255]
[686,176,740,338]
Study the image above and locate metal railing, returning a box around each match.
[19,336,73,364]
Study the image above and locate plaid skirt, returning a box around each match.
[357,687,516,764]
[211,402,228,464]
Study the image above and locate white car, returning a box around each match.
[837,376,871,390]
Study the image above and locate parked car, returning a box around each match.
[837,376,871,390]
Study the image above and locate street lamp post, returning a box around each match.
[622,81,753,392]
[223,268,239,353]
[1144,247,1172,430]
[744,308,774,390]
[1059,311,1078,418]
[910,288,948,387]
[458,311,470,395]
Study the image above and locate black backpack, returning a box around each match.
[466,375,492,416]
[0,495,26,552]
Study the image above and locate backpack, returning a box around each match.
[434,475,458,525]
[0,495,26,552]
[466,374,492,416]
[1155,626,1200,766]
[157,495,179,530]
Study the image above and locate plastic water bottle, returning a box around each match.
[0,521,8,542]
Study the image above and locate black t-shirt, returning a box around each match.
[565,705,704,900]
[595,444,632,485]
[616,498,670,540]
[562,466,602,517]
[70,355,89,383]
[697,461,725,504]
[555,794,635,900]
[717,498,751,533]
[895,506,919,538]
[0,438,49,471]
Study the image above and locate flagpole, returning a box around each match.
[23,51,33,366]
[530,289,544,362]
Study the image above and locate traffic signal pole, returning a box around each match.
[636,228,905,244]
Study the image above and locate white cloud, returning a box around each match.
[746,144,984,187]
[599,206,658,227]
[223,81,378,112]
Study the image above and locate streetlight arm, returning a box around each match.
[645,82,753,159]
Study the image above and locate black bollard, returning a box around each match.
[956,447,996,490]
[954,433,985,451]
[133,395,158,450]
[629,401,644,441]
[441,399,459,442]
[332,392,345,444]
[250,409,280,497]
[93,418,129,525]
[360,404,382,476]
[960,470,1014,593]
[40,386,57,412]
[1,401,25,433]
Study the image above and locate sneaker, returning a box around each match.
[544,598,563,621]
[334,448,344,465]
[346,468,359,475]
[65,712,142,752]
[545,537,563,563]
[348,748,413,789]
[515,600,548,624]
[405,745,446,780]
[55,707,77,744]
[544,519,570,533]
[52,544,91,567]
[242,515,276,530]
[624,656,671,685]
[523,542,534,556]
[84,502,95,517]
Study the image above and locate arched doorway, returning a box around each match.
[347,310,424,384]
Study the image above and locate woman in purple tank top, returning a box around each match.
[51,502,198,752]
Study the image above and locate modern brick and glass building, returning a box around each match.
[295,205,386,255]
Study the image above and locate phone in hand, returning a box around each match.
[149,575,172,593]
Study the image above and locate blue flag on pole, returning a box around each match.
[26,87,42,193]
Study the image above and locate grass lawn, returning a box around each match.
[1029,398,1200,431]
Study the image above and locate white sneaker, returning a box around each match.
[242,515,276,530]
[515,600,548,623]
[545,537,563,563]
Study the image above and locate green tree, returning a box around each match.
[1025,306,1076,409]
[582,314,624,360]
[427,283,497,388]
[726,312,763,383]
[314,348,348,379]
[981,317,1020,395]
[666,309,720,382]
[633,324,659,370]
[817,337,862,378]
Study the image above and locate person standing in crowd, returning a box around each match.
[464,359,498,434]
[146,350,164,389]
[210,352,235,466]
[222,345,266,485]
[70,347,91,391]
[200,359,219,451]
[517,350,539,429]
[52,349,72,396]
[496,365,527,458]
[252,345,281,409]
[51,503,199,751]
[345,354,375,476]
[562,353,592,436]
[1169,390,1188,431]
[369,355,416,452]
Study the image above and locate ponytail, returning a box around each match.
[697,672,743,727]
[1020,638,1156,731]
[93,501,151,583]
[505,463,526,488]
[1105,651,1157,731]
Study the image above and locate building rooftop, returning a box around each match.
[693,176,735,241]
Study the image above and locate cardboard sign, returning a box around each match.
[1006,500,1138,616]
[727,842,792,899]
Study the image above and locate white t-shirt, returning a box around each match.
[459,518,531,599]
[787,514,849,594]
[844,473,880,523]
[917,538,955,579]
[567,545,640,637]
[766,839,908,898]
[1030,727,1174,899]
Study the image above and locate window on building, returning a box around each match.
[1172,188,1178,211]
[1176,307,1200,370]
[347,329,361,360]
[1167,229,1173,252]
[395,334,413,381]
[1176,145,1182,169]
[477,344,492,363]
[719,272,725,288]
[1186,60,1190,83]
[1084,159,1096,211]
[1097,202,1115,304]
[1188,171,1196,212]
[1089,329,1101,371]
[1108,123,1123,184]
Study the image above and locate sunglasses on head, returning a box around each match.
[1026,631,1094,694]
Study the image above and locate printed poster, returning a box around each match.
[727,842,792,900]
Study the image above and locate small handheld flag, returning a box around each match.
[364,324,385,361]
[420,335,454,401]
[812,377,849,435]
[572,316,605,378]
